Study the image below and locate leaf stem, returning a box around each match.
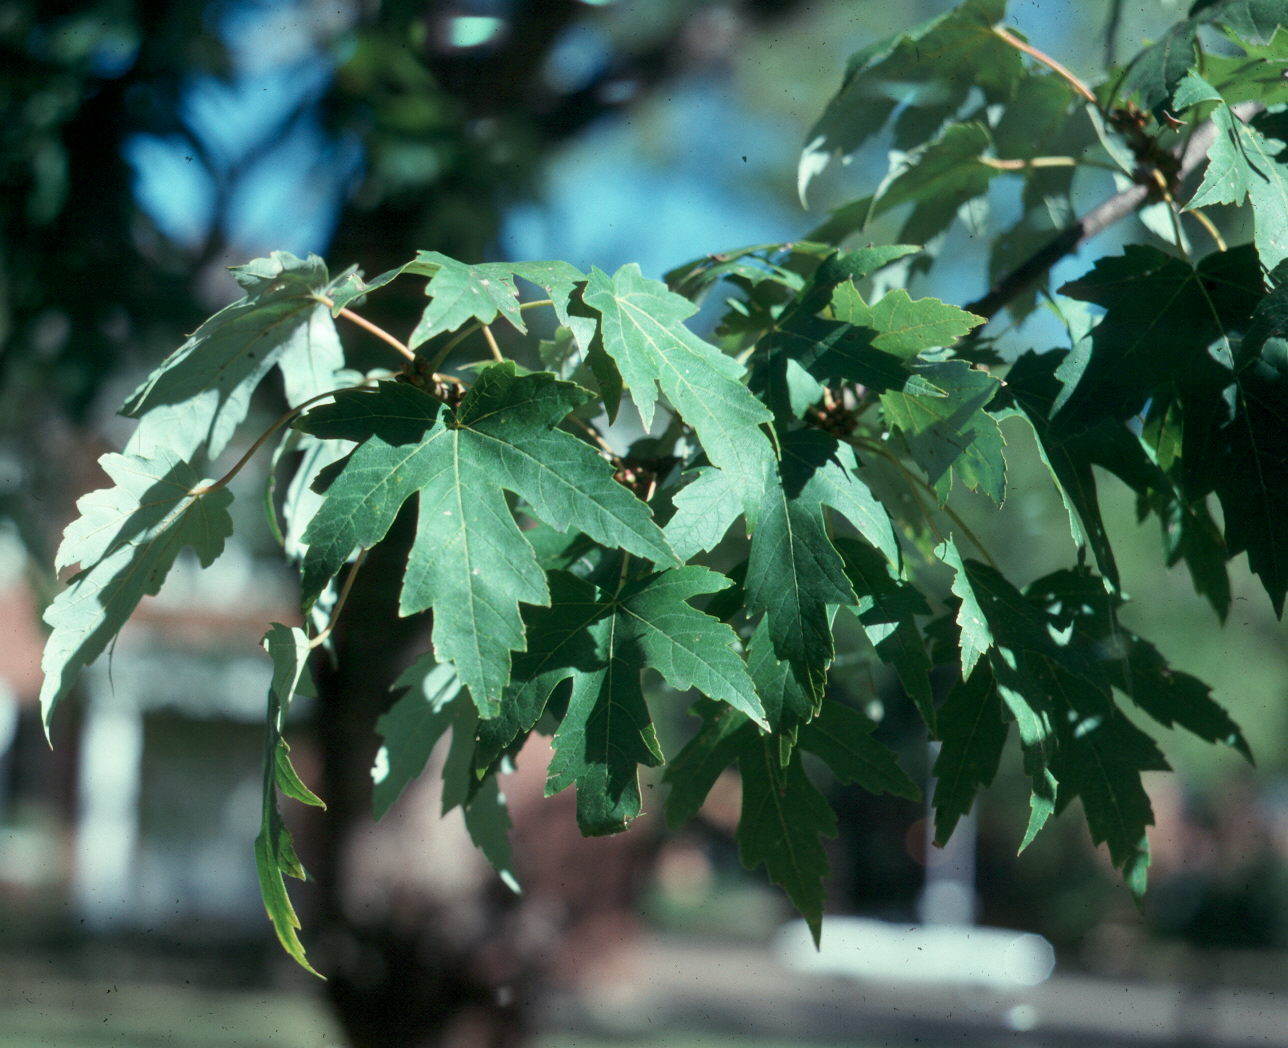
[427,298,555,373]
[189,381,373,497]
[1149,168,1189,259]
[853,435,999,569]
[482,323,504,363]
[991,25,1097,105]
[1186,206,1227,252]
[964,101,1264,320]
[309,549,368,650]
[567,414,616,459]
[315,295,414,362]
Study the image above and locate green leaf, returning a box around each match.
[994,348,1167,590]
[936,537,992,679]
[371,655,469,820]
[582,263,775,501]
[799,0,1019,202]
[931,667,1008,845]
[663,467,745,562]
[880,360,1006,504]
[462,773,520,894]
[1126,1,1286,111]
[835,537,935,728]
[1054,245,1263,439]
[1178,74,1288,272]
[663,701,756,828]
[474,570,602,772]
[830,286,985,358]
[746,431,898,697]
[546,566,763,835]
[798,701,920,800]
[256,624,323,978]
[1202,27,1288,107]
[1213,337,1288,615]
[408,253,584,347]
[41,453,234,727]
[737,737,837,945]
[123,251,342,461]
[297,366,675,713]
[746,615,819,764]
[1026,568,1251,758]
[869,123,1000,245]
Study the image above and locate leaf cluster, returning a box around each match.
[37,0,1288,972]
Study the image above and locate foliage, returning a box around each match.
[40,0,1288,971]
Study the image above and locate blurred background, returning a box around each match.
[3,0,1288,1045]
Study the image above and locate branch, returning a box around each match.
[964,103,1263,321]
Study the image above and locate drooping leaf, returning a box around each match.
[41,453,234,727]
[746,430,898,699]
[1025,567,1251,759]
[582,263,775,501]
[931,667,1008,845]
[256,624,323,978]
[663,701,756,828]
[936,537,993,680]
[993,348,1167,591]
[869,122,1001,245]
[1054,245,1263,439]
[297,366,675,713]
[835,536,935,728]
[1212,337,1288,616]
[123,251,343,461]
[371,655,469,820]
[1124,0,1286,111]
[737,736,837,945]
[798,700,920,801]
[462,773,520,894]
[746,616,817,744]
[541,566,766,835]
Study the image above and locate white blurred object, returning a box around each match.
[775,917,1056,988]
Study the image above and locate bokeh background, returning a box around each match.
[3,1,1288,1045]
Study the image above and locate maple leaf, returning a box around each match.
[1176,73,1288,272]
[880,359,1006,504]
[799,0,1019,202]
[941,553,1179,897]
[831,285,985,358]
[836,536,935,728]
[40,452,233,727]
[992,348,1167,594]
[123,251,344,461]
[931,668,1008,845]
[408,253,594,350]
[745,430,899,699]
[297,365,675,714]
[581,263,775,501]
[256,624,325,978]
[539,565,764,835]
[798,701,920,801]
[1124,0,1284,110]
[372,655,471,820]
[737,736,837,945]
[1053,245,1262,439]
[372,654,519,889]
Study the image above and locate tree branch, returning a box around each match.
[965,103,1263,321]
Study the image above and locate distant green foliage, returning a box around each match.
[40,0,1288,972]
